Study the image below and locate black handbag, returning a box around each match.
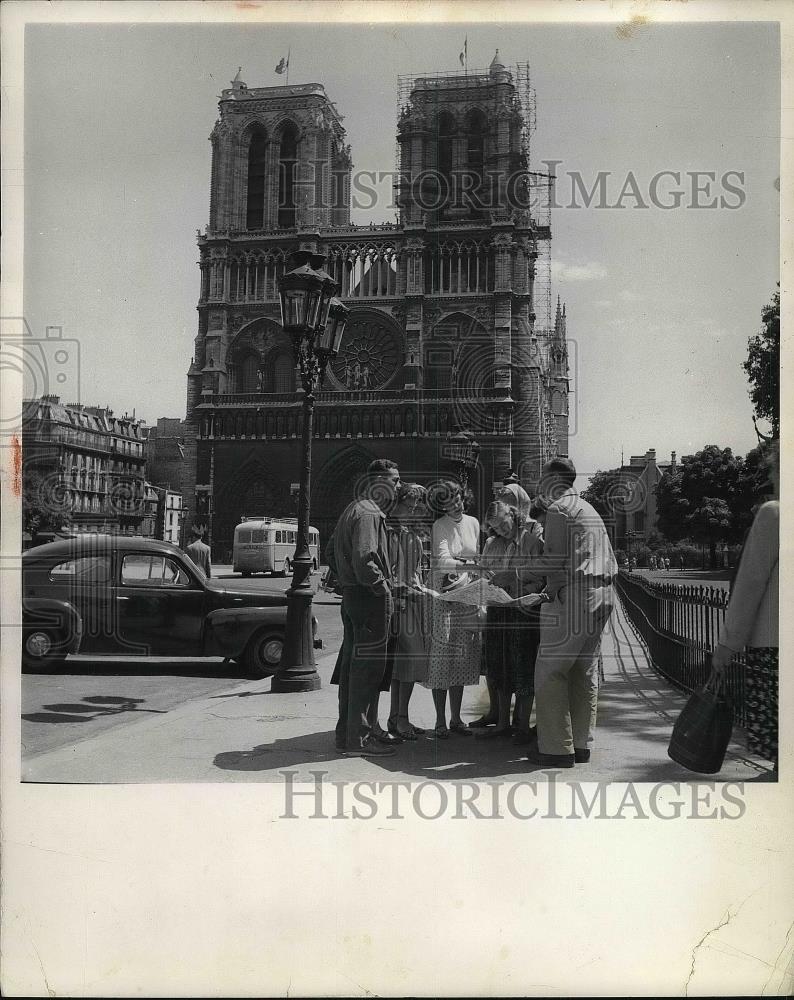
[667,668,734,774]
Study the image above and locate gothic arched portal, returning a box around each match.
[311,444,376,557]
[213,457,292,556]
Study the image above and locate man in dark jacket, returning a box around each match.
[332,459,400,757]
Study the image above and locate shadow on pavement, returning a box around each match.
[23,695,168,725]
[213,729,554,780]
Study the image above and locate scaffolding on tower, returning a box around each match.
[393,62,555,337]
[515,60,553,341]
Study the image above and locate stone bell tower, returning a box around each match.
[184,58,567,555]
[393,50,561,493]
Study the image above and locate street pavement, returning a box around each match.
[21,566,343,759]
[21,591,772,784]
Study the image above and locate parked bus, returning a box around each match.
[233,517,320,577]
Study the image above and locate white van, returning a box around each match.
[233,517,320,577]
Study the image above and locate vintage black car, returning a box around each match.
[21,535,317,678]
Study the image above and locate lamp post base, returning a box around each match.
[271,572,321,692]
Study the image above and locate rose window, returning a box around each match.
[329,316,402,390]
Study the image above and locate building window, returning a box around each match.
[246,128,268,230]
[424,340,455,390]
[465,109,487,216]
[278,123,298,229]
[273,352,294,393]
[240,354,260,393]
[437,112,455,211]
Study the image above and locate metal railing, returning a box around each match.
[615,571,748,729]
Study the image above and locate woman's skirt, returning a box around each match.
[391,593,431,683]
[423,597,482,690]
[484,605,540,698]
[744,646,778,764]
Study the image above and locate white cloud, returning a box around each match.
[552,259,608,282]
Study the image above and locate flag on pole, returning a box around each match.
[459,36,467,68]
[275,54,289,74]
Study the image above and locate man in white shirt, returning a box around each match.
[525,457,618,768]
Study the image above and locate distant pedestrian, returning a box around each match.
[680,554,685,570]
[664,556,671,572]
[185,528,212,577]
[657,554,665,571]
[649,555,657,571]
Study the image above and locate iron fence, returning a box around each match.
[615,571,748,729]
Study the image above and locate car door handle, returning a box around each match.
[117,595,131,601]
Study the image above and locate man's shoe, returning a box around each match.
[525,747,575,768]
[574,748,590,764]
[344,739,397,758]
[371,726,402,745]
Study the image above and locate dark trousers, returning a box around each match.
[336,586,393,749]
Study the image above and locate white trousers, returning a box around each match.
[534,585,614,756]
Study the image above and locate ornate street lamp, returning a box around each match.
[271,251,349,693]
[445,426,480,492]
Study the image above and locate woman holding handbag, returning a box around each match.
[711,441,779,772]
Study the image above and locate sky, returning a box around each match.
[23,19,780,482]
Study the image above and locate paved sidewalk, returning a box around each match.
[22,601,772,783]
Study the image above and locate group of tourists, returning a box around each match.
[327,455,618,768]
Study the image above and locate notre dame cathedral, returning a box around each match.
[185,53,569,556]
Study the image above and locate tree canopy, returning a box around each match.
[655,445,768,566]
[580,467,622,521]
[743,287,779,437]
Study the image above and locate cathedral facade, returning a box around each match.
[185,54,569,557]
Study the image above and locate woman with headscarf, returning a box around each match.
[498,481,532,522]
[469,480,538,731]
[478,497,545,741]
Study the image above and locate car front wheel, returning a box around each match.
[22,629,66,673]
[241,630,284,680]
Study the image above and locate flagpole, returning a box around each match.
[286,47,290,85]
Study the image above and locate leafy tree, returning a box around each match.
[644,529,665,551]
[581,468,621,521]
[743,287,779,437]
[655,469,688,542]
[656,446,744,567]
[730,442,774,538]
[686,497,732,568]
